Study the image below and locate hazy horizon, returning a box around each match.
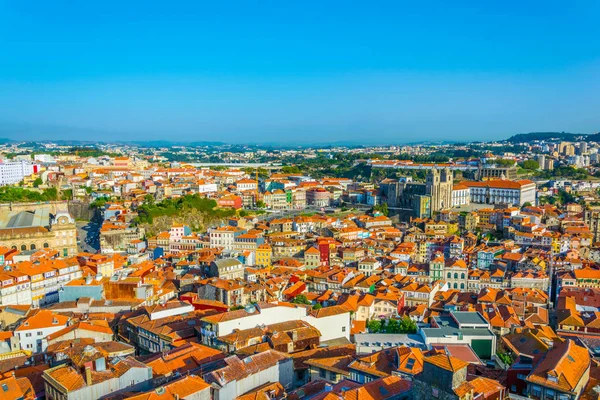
[1,1,599,143]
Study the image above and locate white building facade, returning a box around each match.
[0,161,38,185]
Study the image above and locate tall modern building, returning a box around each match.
[0,161,38,185]
[536,154,546,170]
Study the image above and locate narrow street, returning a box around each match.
[76,220,101,253]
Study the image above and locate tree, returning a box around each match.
[385,318,400,333]
[90,197,109,209]
[367,319,382,333]
[398,316,417,333]
[520,159,539,170]
[291,294,311,305]
[0,186,60,202]
[44,187,58,200]
[497,351,513,366]
[540,195,556,205]
[144,194,155,205]
[522,202,532,208]
[373,202,389,216]
[256,200,266,209]
[33,177,43,187]
[493,158,516,167]
[282,165,301,174]
[557,189,575,205]
[60,189,73,200]
[312,303,322,310]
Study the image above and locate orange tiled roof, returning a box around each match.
[424,354,469,372]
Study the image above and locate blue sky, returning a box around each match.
[0,1,599,144]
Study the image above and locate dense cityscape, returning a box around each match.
[3,1,600,399]
[0,133,597,399]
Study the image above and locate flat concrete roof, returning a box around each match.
[421,315,494,339]
[354,333,425,348]
[452,311,488,326]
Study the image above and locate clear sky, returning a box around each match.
[1,1,599,144]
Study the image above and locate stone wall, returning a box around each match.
[413,379,459,400]
[67,200,96,221]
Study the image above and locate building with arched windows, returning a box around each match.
[0,206,77,257]
[444,258,468,291]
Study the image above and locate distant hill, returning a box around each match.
[505,131,597,143]
[124,140,227,148]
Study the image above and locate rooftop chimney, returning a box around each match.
[84,366,92,386]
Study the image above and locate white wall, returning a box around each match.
[217,306,307,336]
[150,304,194,320]
[215,305,351,342]
[18,324,66,353]
[0,161,36,185]
[215,359,293,400]
[305,312,351,342]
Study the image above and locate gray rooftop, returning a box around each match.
[354,333,425,348]
[420,314,494,339]
[452,311,488,326]
[0,207,51,229]
[213,258,242,268]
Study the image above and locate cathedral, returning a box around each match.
[379,168,453,220]
[426,168,453,212]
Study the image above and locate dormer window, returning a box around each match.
[547,373,558,383]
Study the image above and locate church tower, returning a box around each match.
[426,168,453,212]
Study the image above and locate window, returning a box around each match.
[20,244,27,251]
[319,368,327,379]
[330,371,338,381]
[25,333,32,338]
[342,326,346,332]
[37,331,43,336]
